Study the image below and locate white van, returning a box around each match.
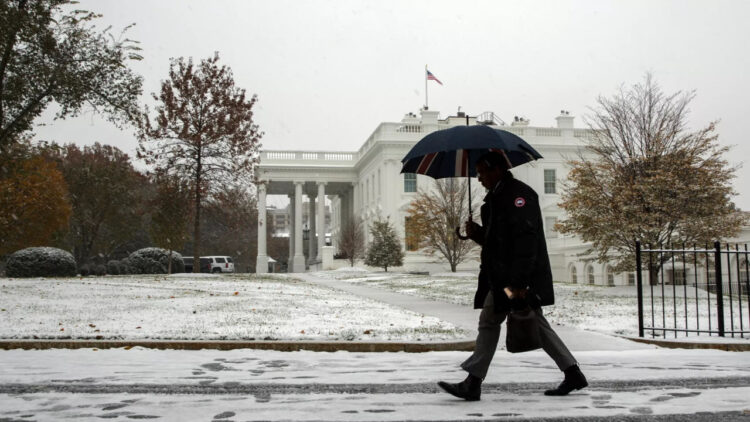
[203,256,235,273]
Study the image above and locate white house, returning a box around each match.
[255,107,749,285]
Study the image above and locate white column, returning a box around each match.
[316,182,326,261]
[384,160,396,219]
[255,183,268,273]
[308,192,316,264]
[288,194,294,268]
[292,181,306,272]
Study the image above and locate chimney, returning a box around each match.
[511,116,530,127]
[556,110,575,129]
[420,108,440,125]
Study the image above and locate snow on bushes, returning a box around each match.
[127,248,184,274]
[106,260,121,275]
[5,247,77,278]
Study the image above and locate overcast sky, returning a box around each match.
[34,0,750,210]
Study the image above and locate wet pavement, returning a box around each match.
[1,347,749,421]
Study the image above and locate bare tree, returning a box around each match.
[337,217,365,267]
[406,179,479,272]
[137,53,263,272]
[557,73,747,280]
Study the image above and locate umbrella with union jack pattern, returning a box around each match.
[400,124,542,238]
[400,124,542,179]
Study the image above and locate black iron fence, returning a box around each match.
[635,241,750,338]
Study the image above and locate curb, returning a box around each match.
[623,336,750,352]
[0,339,476,353]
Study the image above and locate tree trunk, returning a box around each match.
[649,264,660,286]
[193,165,202,273]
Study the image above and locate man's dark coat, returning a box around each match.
[469,174,554,312]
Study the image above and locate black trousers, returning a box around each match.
[461,291,577,379]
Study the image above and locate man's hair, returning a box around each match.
[477,152,510,171]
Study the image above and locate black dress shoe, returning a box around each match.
[545,364,588,396]
[438,375,482,401]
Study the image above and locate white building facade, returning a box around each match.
[255,108,748,285]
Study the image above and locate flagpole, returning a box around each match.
[424,64,428,109]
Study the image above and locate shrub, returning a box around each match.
[127,248,185,274]
[106,260,120,275]
[119,258,133,274]
[79,264,91,277]
[93,264,107,276]
[5,247,77,278]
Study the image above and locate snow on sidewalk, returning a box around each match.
[1,347,749,420]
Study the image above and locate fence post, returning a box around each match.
[714,241,725,337]
[636,241,644,338]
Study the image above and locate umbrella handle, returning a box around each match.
[455,214,472,241]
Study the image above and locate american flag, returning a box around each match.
[426,69,443,85]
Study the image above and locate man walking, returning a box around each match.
[438,152,587,400]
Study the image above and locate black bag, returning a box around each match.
[505,307,542,353]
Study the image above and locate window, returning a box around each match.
[404,173,417,192]
[606,266,614,286]
[404,217,420,251]
[587,266,595,285]
[628,273,636,286]
[216,257,226,263]
[570,266,577,284]
[545,217,558,238]
[544,169,556,194]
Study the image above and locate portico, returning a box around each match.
[255,153,358,273]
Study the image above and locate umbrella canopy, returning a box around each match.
[400,125,543,178]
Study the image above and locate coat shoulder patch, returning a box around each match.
[514,197,526,207]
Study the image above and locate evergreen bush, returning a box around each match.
[106,260,120,275]
[119,258,133,274]
[364,217,404,272]
[127,248,184,274]
[5,247,77,278]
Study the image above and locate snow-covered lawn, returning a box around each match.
[0,274,470,342]
[314,269,750,340]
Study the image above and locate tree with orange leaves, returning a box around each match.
[557,74,747,279]
[138,53,263,273]
[0,153,71,256]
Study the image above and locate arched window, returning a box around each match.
[606,266,615,286]
[587,265,595,285]
[570,266,577,284]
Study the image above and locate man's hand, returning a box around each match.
[504,287,527,299]
[464,219,481,238]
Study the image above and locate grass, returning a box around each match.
[0,273,471,342]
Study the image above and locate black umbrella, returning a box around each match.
[400,123,542,238]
